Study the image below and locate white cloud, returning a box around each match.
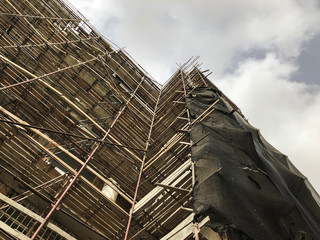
[71,0,320,79]
[68,0,320,191]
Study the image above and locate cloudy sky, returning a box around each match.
[68,0,320,192]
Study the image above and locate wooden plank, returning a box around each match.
[172,101,185,104]
[177,117,189,121]
[155,183,190,194]
[191,99,220,125]
[0,193,76,240]
[160,215,210,240]
[0,221,31,240]
[135,160,191,212]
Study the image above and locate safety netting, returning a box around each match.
[187,87,320,240]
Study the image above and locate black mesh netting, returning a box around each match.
[187,87,320,240]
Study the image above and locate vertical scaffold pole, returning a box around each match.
[124,88,162,240]
[30,77,146,240]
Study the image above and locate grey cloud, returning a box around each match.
[291,34,320,85]
[225,48,268,74]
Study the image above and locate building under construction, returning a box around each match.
[0,0,319,239]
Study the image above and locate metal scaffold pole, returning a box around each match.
[30,77,146,239]
[124,88,162,240]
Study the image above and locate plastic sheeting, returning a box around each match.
[187,87,320,240]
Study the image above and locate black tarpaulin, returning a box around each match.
[187,87,320,240]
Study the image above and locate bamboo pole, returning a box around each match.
[0,119,146,152]
[0,193,77,240]
[3,0,53,44]
[0,175,64,210]
[180,69,195,187]
[124,87,162,240]
[129,192,192,240]
[0,54,102,90]
[191,99,220,125]
[0,36,100,50]
[195,66,209,86]
[0,106,133,204]
[0,53,143,163]
[30,76,146,240]
[0,12,86,22]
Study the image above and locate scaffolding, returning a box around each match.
[0,0,245,239]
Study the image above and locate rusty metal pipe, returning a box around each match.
[30,76,146,240]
